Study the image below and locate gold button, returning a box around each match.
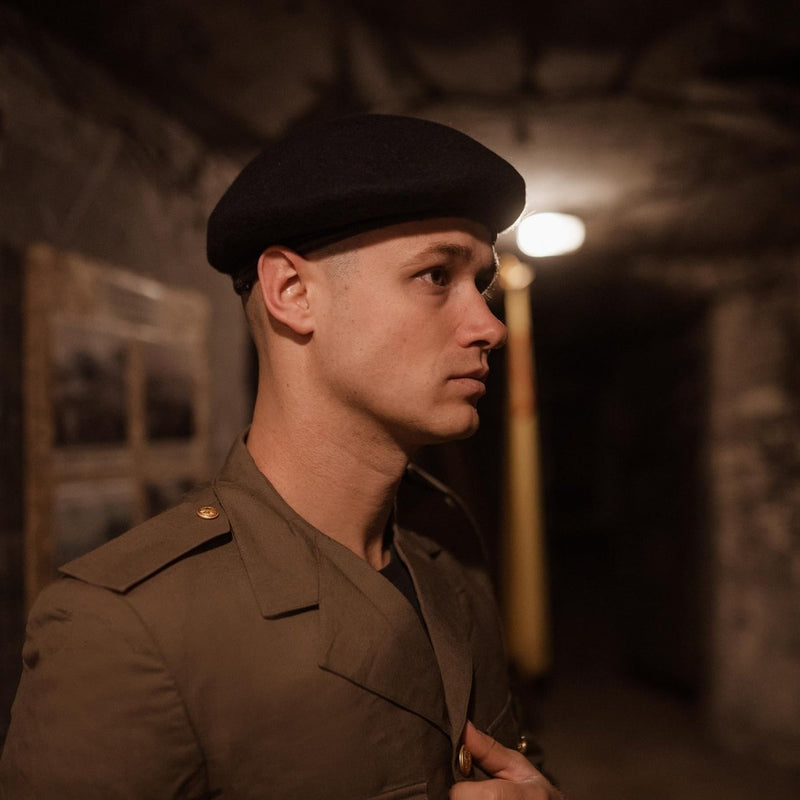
[517,734,529,755]
[196,505,219,520]
[458,744,473,777]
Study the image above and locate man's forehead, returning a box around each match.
[395,240,499,284]
[408,240,498,266]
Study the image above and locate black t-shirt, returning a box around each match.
[379,542,425,626]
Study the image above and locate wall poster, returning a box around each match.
[24,243,210,609]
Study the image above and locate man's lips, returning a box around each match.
[449,368,489,395]
[451,367,489,382]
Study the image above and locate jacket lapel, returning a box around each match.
[316,536,449,734]
[214,441,320,618]
[395,527,474,748]
[213,436,450,735]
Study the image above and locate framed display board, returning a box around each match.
[24,243,210,609]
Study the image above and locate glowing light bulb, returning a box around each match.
[516,212,585,257]
[498,253,535,290]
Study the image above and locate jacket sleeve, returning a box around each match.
[0,579,208,800]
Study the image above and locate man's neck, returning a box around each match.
[246,402,411,570]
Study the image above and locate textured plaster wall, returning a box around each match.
[709,283,800,766]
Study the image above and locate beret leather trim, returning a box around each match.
[207,114,526,291]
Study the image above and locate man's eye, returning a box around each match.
[422,267,449,287]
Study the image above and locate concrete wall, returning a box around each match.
[708,278,800,766]
[0,7,251,739]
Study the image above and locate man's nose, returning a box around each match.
[462,294,507,351]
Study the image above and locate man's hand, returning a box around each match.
[450,721,562,799]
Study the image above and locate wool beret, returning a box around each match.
[207,114,526,292]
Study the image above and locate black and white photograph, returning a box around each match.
[51,321,128,448]
[143,342,196,442]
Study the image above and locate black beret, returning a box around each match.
[206,114,526,292]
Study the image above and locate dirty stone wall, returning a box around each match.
[708,273,800,766]
[0,8,249,740]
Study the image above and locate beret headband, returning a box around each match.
[207,114,526,292]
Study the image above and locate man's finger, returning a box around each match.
[462,721,538,782]
[451,777,528,799]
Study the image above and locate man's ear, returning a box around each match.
[255,248,314,336]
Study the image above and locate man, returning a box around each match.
[1,115,559,799]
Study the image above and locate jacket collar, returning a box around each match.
[212,433,473,738]
[213,433,321,618]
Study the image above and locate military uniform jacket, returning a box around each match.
[1,437,519,800]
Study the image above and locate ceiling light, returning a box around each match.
[516,212,586,257]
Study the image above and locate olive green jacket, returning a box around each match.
[1,437,518,799]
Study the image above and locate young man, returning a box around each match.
[1,115,559,799]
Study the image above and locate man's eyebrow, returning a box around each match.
[413,242,476,261]
[411,242,497,271]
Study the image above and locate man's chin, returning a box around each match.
[423,411,481,445]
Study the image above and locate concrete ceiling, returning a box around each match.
[10,0,800,273]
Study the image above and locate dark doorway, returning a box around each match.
[419,271,709,698]
[536,275,709,696]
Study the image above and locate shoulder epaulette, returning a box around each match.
[59,486,231,593]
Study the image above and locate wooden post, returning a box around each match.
[499,253,550,678]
